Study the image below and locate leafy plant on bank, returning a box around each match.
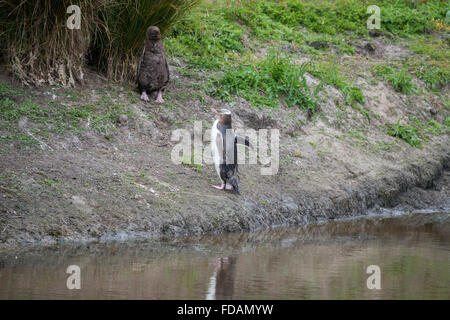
[211,51,318,115]
[387,120,422,147]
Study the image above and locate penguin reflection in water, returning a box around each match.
[210,108,250,195]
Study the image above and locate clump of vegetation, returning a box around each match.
[181,153,202,172]
[409,116,449,137]
[92,0,200,81]
[211,51,318,114]
[307,61,364,105]
[415,65,449,91]
[373,65,416,94]
[387,120,422,148]
[0,0,199,86]
[379,0,448,35]
[0,0,97,87]
[425,120,446,135]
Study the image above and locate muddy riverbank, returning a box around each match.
[0,33,449,249]
[0,112,448,249]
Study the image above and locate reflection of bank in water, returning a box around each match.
[206,256,237,300]
[0,211,448,299]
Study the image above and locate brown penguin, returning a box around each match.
[137,26,169,103]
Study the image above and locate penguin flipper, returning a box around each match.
[137,47,145,85]
[235,135,251,148]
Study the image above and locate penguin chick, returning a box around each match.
[137,26,169,103]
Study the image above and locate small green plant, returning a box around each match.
[373,65,416,94]
[139,172,147,178]
[415,65,449,91]
[373,140,395,151]
[387,120,422,147]
[445,117,450,127]
[181,154,202,172]
[307,61,364,105]
[390,69,415,94]
[0,82,23,97]
[211,50,318,115]
[41,178,60,190]
[425,120,446,135]
[351,104,373,122]
[408,116,448,136]
[342,86,365,105]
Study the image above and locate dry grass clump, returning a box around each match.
[0,0,199,87]
[0,0,98,87]
[93,0,200,82]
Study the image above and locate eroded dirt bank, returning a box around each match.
[0,35,449,249]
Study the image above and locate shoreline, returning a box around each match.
[1,147,448,251]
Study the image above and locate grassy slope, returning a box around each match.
[0,0,449,247]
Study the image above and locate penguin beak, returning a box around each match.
[210,107,220,115]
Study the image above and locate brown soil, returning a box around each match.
[0,38,449,249]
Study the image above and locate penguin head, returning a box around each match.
[147,26,161,40]
[211,107,232,126]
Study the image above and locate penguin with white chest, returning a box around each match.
[210,108,250,195]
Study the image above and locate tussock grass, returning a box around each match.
[0,0,199,86]
[0,0,98,87]
[92,0,200,81]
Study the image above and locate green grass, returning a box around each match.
[164,5,245,69]
[373,65,416,94]
[409,36,450,64]
[0,82,23,97]
[1,0,448,86]
[415,65,449,91]
[409,116,448,136]
[425,120,446,135]
[211,50,318,114]
[41,178,60,190]
[387,120,422,148]
[165,0,448,72]
[227,0,448,38]
[181,153,202,172]
[0,83,136,148]
[407,36,449,91]
[307,61,364,105]
[0,133,39,148]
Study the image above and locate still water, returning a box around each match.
[0,211,449,299]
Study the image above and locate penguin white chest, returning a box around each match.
[210,119,222,178]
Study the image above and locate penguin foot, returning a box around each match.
[156,90,164,103]
[140,92,150,102]
[211,183,233,190]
